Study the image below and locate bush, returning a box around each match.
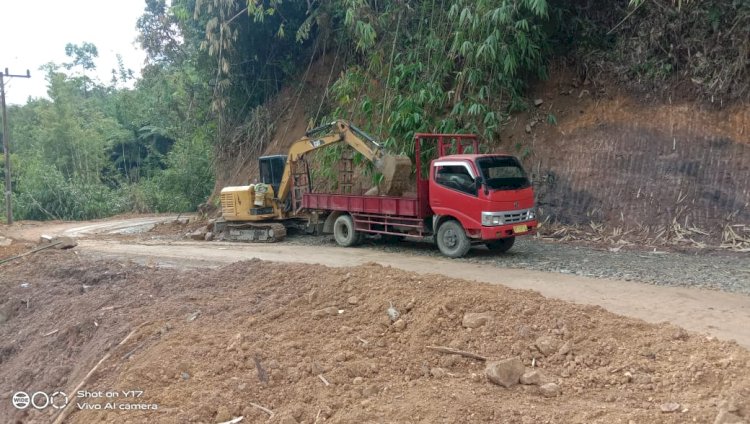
[126,133,215,213]
[12,156,127,221]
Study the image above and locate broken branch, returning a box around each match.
[52,322,150,424]
[248,402,274,418]
[426,345,488,362]
[0,241,62,265]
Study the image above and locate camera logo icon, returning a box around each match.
[12,391,68,410]
[12,392,30,409]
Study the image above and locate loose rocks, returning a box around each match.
[462,312,491,328]
[539,383,561,397]
[535,335,559,356]
[189,227,208,240]
[660,402,680,413]
[520,369,552,386]
[485,357,525,388]
[312,307,338,318]
[392,318,407,331]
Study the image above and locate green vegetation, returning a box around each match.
[1,55,215,220]
[1,0,746,221]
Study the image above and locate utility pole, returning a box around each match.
[1,68,31,225]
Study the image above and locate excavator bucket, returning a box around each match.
[378,154,413,196]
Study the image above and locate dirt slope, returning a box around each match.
[504,68,750,237]
[1,251,748,423]
[213,54,342,196]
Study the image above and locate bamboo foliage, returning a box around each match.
[195,0,244,114]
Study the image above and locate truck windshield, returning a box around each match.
[476,156,530,190]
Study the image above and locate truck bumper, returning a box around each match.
[471,220,538,241]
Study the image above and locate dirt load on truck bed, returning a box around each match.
[1,251,749,423]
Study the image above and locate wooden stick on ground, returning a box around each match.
[0,241,62,265]
[317,374,330,386]
[426,345,488,362]
[52,322,150,424]
[249,402,274,418]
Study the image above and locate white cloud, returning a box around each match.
[1,0,147,105]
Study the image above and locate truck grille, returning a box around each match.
[221,193,236,215]
[502,209,532,224]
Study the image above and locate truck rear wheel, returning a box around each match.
[436,220,471,258]
[486,237,515,253]
[333,214,362,247]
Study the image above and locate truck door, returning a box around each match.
[430,160,484,230]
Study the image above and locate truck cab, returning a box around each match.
[404,133,537,257]
[429,153,537,257]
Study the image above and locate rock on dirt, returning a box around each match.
[557,340,573,356]
[714,398,748,424]
[520,369,552,386]
[39,235,77,249]
[535,335,559,356]
[189,226,209,240]
[485,357,525,388]
[392,318,407,331]
[0,236,12,247]
[539,382,561,397]
[312,306,339,318]
[462,312,491,328]
[714,410,746,424]
[660,402,681,413]
[430,367,448,378]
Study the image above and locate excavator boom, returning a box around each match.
[276,120,411,202]
[218,120,412,242]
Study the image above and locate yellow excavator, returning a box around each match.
[216,120,412,242]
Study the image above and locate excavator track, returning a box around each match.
[215,221,287,243]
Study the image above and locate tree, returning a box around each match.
[64,42,99,94]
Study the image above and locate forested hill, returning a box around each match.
[1,0,748,222]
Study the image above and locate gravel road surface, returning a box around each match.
[287,234,750,295]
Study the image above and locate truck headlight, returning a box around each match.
[482,212,504,226]
[528,209,536,220]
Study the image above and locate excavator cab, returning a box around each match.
[259,155,286,196]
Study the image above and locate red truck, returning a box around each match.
[302,133,538,257]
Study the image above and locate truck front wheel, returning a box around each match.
[486,237,515,253]
[436,220,471,258]
[333,214,362,247]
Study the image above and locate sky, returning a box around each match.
[1,0,148,105]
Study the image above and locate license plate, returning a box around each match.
[513,224,528,234]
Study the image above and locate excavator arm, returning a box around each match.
[217,119,412,241]
[275,120,410,203]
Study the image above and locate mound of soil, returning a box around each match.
[1,252,748,423]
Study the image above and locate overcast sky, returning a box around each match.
[1,0,147,105]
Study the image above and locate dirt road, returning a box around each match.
[6,216,748,348]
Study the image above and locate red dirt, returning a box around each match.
[1,251,748,423]
[499,66,750,237]
[0,241,33,261]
